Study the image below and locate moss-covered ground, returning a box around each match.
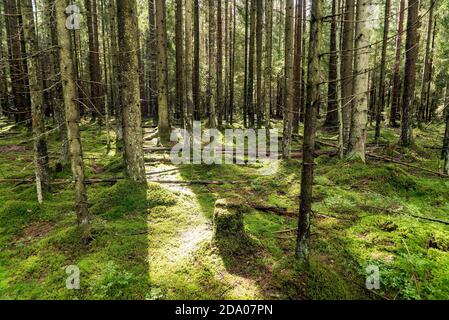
[1,116,449,300]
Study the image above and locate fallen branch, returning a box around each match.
[148,179,245,185]
[410,214,449,226]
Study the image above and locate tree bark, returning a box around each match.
[400,0,420,147]
[156,0,171,142]
[175,0,185,126]
[264,0,273,130]
[340,0,355,145]
[443,84,449,175]
[217,0,224,128]
[296,0,322,262]
[247,0,256,127]
[255,0,263,128]
[348,0,372,162]
[193,0,200,121]
[374,0,391,141]
[22,0,50,203]
[208,0,217,128]
[324,0,338,129]
[282,0,294,158]
[55,0,91,242]
[84,0,104,120]
[117,0,146,182]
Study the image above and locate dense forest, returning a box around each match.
[1,0,449,300]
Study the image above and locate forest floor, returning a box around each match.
[1,116,449,300]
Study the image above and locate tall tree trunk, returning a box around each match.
[282,0,294,158]
[84,0,104,120]
[247,0,256,127]
[296,0,322,261]
[348,0,372,161]
[243,0,249,128]
[0,5,8,116]
[185,0,194,131]
[193,0,200,121]
[175,0,185,126]
[217,0,223,128]
[292,0,304,133]
[374,0,391,140]
[390,0,405,127]
[418,0,435,126]
[156,0,170,141]
[117,0,146,182]
[22,0,49,203]
[340,0,355,145]
[148,0,158,119]
[255,0,263,128]
[324,0,338,129]
[400,0,420,147]
[229,0,236,124]
[208,0,217,128]
[264,0,273,130]
[55,0,91,242]
[5,0,29,123]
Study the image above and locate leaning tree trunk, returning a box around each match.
[55,0,91,242]
[296,0,322,262]
[389,0,405,127]
[340,0,355,146]
[282,0,294,158]
[22,0,49,203]
[117,0,146,182]
[156,0,170,142]
[400,0,420,147]
[348,0,372,162]
[374,0,391,141]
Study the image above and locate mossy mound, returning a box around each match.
[213,198,247,238]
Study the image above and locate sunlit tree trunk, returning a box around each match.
[55,0,91,242]
[348,0,372,162]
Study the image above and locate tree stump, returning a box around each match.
[213,198,246,238]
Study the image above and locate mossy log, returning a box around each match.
[213,198,247,238]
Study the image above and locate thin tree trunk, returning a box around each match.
[55,0,91,242]
[193,0,200,121]
[156,0,170,142]
[390,0,405,127]
[148,0,158,119]
[243,0,249,128]
[443,84,449,174]
[400,0,420,147]
[185,0,193,131]
[282,0,294,158]
[264,0,273,130]
[340,0,355,145]
[255,0,263,128]
[374,0,391,141]
[324,0,338,129]
[84,0,104,120]
[247,0,256,127]
[22,0,50,203]
[208,0,217,128]
[175,0,185,126]
[217,0,223,128]
[296,0,322,262]
[292,0,303,133]
[418,0,435,126]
